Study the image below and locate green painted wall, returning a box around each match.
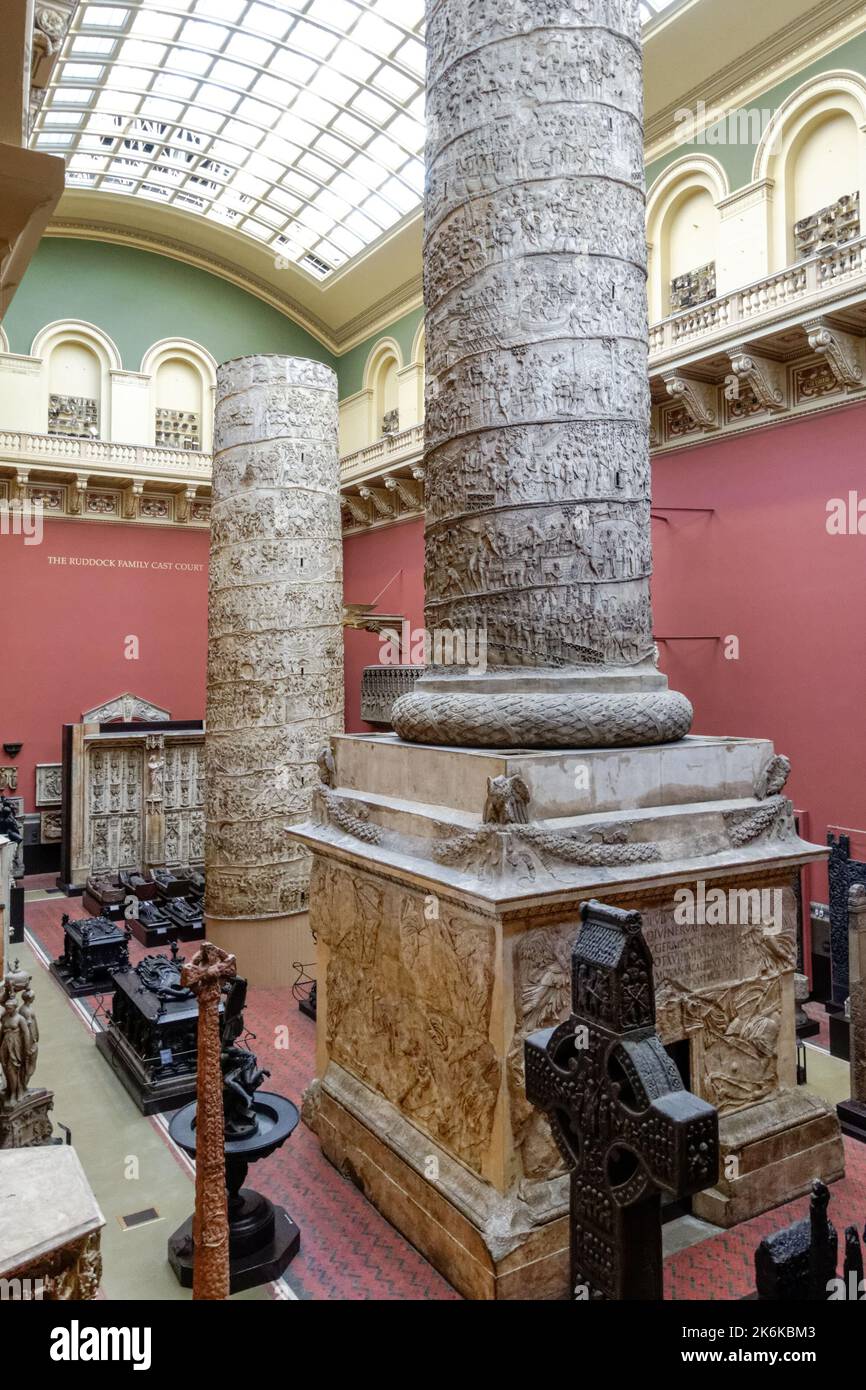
[4,238,335,372]
[646,30,866,194]
[336,304,424,398]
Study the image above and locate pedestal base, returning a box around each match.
[206,911,314,988]
[0,1088,55,1148]
[50,960,116,1000]
[289,732,842,1299]
[167,1191,300,1294]
[690,1090,844,1226]
[837,1098,866,1142]
[95,1028,197,1116]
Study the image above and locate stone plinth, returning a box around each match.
[207,355,343,982]
[0,1145,103,1298]
[290,733,843,1300]
[392,0,690,748]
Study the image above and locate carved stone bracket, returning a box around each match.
[359,485,396,520]
[805,319,865,391]
[342,493,374,526]
[726,348,786,413]
[663,375,719,431]
[122,480,144,521]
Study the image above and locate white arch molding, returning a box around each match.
[0,326,10,354]
[30,319,122,440]
[752,71,866,272]
[363,336,403,440]
[646,156,730,321]
[140,338,218,453]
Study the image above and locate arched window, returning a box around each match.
[646,158,728,321]
[31,321,121,440]
[140,339,217,452]
[753,73,866,272]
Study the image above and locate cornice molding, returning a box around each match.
[645,0,866,158]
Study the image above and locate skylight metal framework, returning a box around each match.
[33,0,426,282]
[33,0,682,283]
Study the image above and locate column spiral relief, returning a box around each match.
[392,0,692,749]
[207,355,343,919]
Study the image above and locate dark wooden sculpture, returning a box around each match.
[525,899,720,1300]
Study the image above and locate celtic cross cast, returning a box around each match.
[525,900,720,1300]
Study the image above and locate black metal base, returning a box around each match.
[828,1007,850,1062]
[837,1098,866,1143]
[127,917,181,948]
[796,1017,821,1040]
[56,880,84,897]
[167,1192,300,1293]
[95,1027,198,1116]
[49,959,117,999]
[298,982,317,1021]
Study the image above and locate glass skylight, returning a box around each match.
[35,0,680,282]
[33,0,426,282]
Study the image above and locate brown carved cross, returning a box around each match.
[525,900,719,1300]
[182,941,237,1301]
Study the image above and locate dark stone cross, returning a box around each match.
[525,900,720,1300]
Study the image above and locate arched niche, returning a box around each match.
[363,337,403,441]
[31,320,121,440]
[140,339,217,452]
[646,157,728,321]
[753,72,866,271]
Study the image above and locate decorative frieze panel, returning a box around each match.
[48,395,99,440]
[35,763,62,807]
[670,262,717,313]
[82,692,171,723]
[795,193,860,261]
[360,665,425,726]
[155,408,200,451]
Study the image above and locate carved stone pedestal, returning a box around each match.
[0,1087,54,1148]
[292,733,844,1300]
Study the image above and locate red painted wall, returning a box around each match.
[342,517,426,732]
[652,400,866,900]
[0,518,208,810]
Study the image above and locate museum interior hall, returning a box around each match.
[4,0,866,1320]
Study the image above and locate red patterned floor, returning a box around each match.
[24,890,866,1301]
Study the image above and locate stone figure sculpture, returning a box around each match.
[392,0,692,749]
[0,796,22,845]
[483,774,531,824]
[0,996,26,1104]
[0,963,54,1144]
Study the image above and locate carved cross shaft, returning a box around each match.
[182,942,237,1301]
[525,901,719,1300]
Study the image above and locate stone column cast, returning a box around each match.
[393,0,692,748]
[206,355,343,920]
